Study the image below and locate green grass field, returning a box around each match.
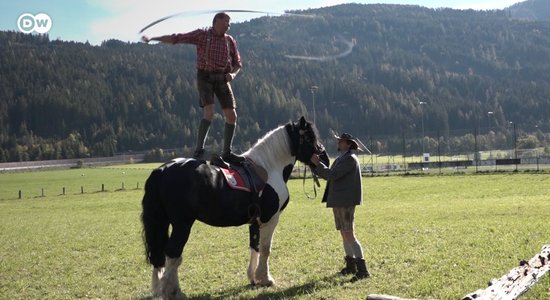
[0,165,549,299]
[0,165,152,200]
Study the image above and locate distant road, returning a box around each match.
[0,153,145,172]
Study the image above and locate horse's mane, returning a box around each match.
[243,125,293,170]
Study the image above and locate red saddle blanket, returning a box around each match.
[220,168,251,192]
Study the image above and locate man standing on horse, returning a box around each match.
[310,133,370,281]
[142,12,244,163]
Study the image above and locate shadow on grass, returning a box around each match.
[187,273,342,300]
[138,273,344,300]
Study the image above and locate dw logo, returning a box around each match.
[17,13,52,34]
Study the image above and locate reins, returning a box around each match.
[284,121,323,200]
[302,164,321,200]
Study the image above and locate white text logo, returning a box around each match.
[17,13,52,34]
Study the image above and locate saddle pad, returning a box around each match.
[220,168,251,192]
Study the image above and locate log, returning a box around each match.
[462,244,550,300]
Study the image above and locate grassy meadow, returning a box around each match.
[0,164,549,299]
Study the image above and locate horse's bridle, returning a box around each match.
[284,122,324,159]
[285,122,325,199]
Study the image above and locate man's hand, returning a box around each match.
[226,67,240,82]
[310,154,320,166]
[141,36,150,44]
[225,73,235,82]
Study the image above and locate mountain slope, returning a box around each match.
[507,0,550,21]
[2,3,550,161]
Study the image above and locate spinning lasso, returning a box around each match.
[285,37,357,61]
[139,9,316,34]
[139,9,354,61]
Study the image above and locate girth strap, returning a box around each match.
[240,160,266,224]
[210,157,267,224]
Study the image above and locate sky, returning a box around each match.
[0,0,525,46]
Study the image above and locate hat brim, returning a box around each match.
[334,134,361,150]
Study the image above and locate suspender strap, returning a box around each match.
[204,30,231,72]
[204,31,211,70]
[226,37,231,68]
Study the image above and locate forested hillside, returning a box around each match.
[2,3,550,162]
[508,0,550,21]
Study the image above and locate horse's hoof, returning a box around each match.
[247,274,256,285]
[162,288,185,300]
[151,288,161,298]
[256,279,274,287]
[164,290,185,300]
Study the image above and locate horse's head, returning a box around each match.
[285,116,329,168]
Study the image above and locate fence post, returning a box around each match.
[41,188,44,197]
[19,190,22,199]
[62,187,65,195]
[81,186,84,194]
[101,184,105,192]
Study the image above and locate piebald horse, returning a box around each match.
[141,117,328,299]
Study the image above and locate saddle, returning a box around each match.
[210,155,267,224]
[210,155,267,193]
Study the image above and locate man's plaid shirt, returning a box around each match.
[170,28,242,73]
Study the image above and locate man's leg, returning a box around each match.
[341,231,364,260]
[342,230,369,280]
[221,108,244,163]
[195,70,215,159]
[194,105,214,159]
[335,208,356,275]
[340,232,357,275]
[339,207,370,280]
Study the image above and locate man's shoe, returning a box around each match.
[193,148,205,160]
[340,256,357,275]
[210,155,230,169]
[350,258,370,282]
[222,151,245,164]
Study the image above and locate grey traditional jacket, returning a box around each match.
[313,150,363,207]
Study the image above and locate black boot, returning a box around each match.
[351,258,370,281]
[222,151,245,164]
[193,148,205,160]
[221,123,245,164]
[340,256,357,275]
[194,119,211,160]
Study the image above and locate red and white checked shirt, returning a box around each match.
[170,28,242,73]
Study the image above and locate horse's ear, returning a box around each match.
[299,116,307,128]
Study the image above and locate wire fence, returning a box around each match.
[8,182,142,200]
[353,125,550,175]
[3,124,550,181]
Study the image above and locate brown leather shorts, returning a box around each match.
[197,70,236,109]
[332,206,355,231]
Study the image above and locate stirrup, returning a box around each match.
[222,151,245,164]
[210,155,230,169]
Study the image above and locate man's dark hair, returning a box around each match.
[213,12,230,26]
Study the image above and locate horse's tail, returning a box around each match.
[141,168,169,268]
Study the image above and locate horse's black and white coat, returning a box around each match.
[141,117,328,299]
